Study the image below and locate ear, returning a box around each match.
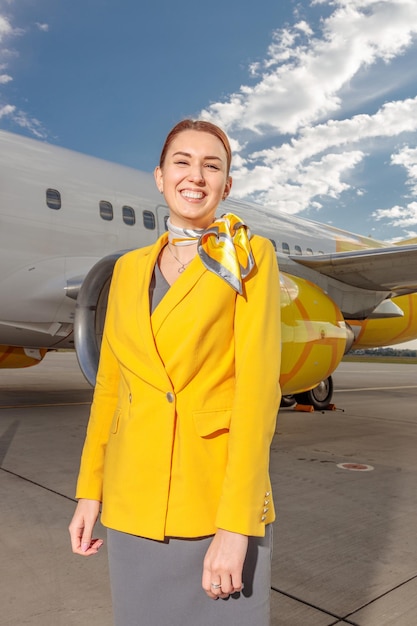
[223,176,232,200]
[154,166,163,193]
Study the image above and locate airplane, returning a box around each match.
[1,128,417,409]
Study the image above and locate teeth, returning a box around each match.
[181,190,204,199]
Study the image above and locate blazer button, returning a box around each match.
[261,515,266,522]
[166,392,175,403]
[129,393,132,403]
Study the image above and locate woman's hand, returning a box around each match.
[202,529,248,599]
[68,498,103,556]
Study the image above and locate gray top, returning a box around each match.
[149,261,170,314]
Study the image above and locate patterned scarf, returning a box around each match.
[198,213,254,295]
[167,219,204,246]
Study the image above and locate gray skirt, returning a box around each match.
[107,525,273,626]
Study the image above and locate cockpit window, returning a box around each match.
[282,242,290,254]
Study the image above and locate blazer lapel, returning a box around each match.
[151,254,206,338]
[134,234,171,389]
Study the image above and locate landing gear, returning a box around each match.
[280,395,296,408]
[293,376,334,410]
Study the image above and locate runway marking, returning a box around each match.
[272,570,417,625]
[1,466,77,502]
[0,401,91,409]
[271,585,359,625]
[334,385,417,392]
[337,463,374,471]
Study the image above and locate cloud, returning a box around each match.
[200,0,417,222]
[0,14,14,41]
[10,109,46,138]
[0,7,48,138]
[36,22,49,32]
[0,102,14,117]
[391,145,417,195]
[202,0,417,135]
[371,145,417,230]
[372,202,417,227]
[222,97,417,213]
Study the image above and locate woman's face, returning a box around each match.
[154,130,232,229]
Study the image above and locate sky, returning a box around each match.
[1,0,417,350]
[1,0,417,244]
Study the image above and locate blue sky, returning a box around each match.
[1,0,417,244]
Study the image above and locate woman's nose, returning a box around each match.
[188,165,205,183]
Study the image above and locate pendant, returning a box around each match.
[178,266,185,273]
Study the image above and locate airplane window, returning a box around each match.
[269,239,277,250]
[282,242,290,254]
[306,248,313,255]
[143,210,156,230]
[294,245,302,255]
[99,200,113,221]
[46,188,61,210]
[123,205,136,226]
[318,250,324,255]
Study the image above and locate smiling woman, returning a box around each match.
[154,120,232,230]
[69,119,282,626]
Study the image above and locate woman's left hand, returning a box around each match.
[202,529,248,599]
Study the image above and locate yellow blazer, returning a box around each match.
[76,232,281,540]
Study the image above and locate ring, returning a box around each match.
[211,582,222,589]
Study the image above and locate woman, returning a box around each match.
[69,119,281,625]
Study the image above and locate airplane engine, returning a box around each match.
[347,293,417,349]
[0,346,48,368]
[279,273,347,395]
[74,252,123,386]
[74,254,348,394]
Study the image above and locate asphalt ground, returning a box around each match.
[1,353,416,625]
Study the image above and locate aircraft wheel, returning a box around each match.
[294,376,334,410]
[280,395,296,408]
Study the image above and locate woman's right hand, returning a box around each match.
[69,498,103,556]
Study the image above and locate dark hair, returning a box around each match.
[159,119,232,175]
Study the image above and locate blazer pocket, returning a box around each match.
[193,409,232,438]
[110,409,121,434]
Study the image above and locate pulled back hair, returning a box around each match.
[159,119,232,175]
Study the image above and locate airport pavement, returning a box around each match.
[1,352,417,625]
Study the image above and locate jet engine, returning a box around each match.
[279,273,347,395]
[348,293,417,349]
[0,346,48,368]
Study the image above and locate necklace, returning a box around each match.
[166,244,195,273]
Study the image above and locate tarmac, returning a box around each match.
[1,352,417,626]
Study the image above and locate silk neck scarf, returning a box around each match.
[167,219,204,246]
[198,213,254,295]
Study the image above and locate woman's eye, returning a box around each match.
[175,160,189,166]
[206,163,220,170]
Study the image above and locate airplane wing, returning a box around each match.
[290,244,417,294]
